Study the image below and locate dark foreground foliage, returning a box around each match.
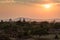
[0,19,60,40]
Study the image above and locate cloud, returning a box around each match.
[0,0,15,3]
[52,0,60,3]
[14,0,60,3]
[0,0,60,4]
[0,0,42,4]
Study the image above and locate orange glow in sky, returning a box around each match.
[0,0,60,20]
[36,3,54,11]
[43,4,51,8]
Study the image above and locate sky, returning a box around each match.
[0,0,60,20]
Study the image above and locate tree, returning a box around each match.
[0,34,10,40]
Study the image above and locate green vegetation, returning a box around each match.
[0,19,60,40]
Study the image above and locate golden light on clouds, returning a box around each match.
[40,3,56,11]
[43,4,51,8]
[35,3,59,19]
[36,3,54,11]
[0,0,60,19]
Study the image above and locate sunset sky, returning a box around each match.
[0,0,60,20]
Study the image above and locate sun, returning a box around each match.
[43,4,51,8]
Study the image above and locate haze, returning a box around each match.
[0,0,60,20]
